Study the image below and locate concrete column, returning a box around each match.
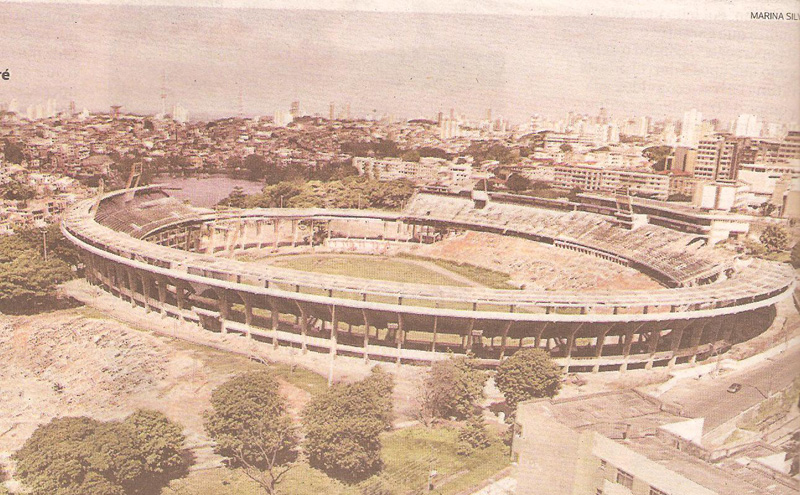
[218,291,230,334]
[563,323,583,371]
[688,319,711,365]
[645,328,662,370]
[268,298,280,349]
[431,316,439,353]
[176,284,186,321]
[157,277,167,317]
[243,295,253,338]
[465,319,476,352]
[273,219,280,250]
[362,309,371,363]
[619,323,644,372]
[396,313,405,365]
[140,275,151,313]
[126,269,137,307]
[329,306,338,358]
[591,323,615,373]
[533,322,549,349]
[206,225,216,254]
[296,302,308,353]
[667,320,691,369]
[499,321,513,360]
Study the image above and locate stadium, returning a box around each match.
[61,185,796,372]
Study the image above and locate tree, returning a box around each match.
[1,179,36,201]
[417,357,486,424]
[759,224,790,253]
[13,411,187,495]
[642,146,673,171]
[204,371,298,495]
[0,233,73,314]
[505,173,531,193]
[495,348,562,409]
[456,414,491,456]
[400,149,421,162]
[2,138,25,164]
[220,186,247,208]
[302,368,394,481]
[559,144,573,153]
[791,242,800,269]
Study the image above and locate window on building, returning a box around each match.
[649,488,667,495]
[599,459,607,471]
[616,469,634,489]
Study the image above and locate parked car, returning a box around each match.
[727,383,742,393]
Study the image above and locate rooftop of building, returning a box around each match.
[519,390,797,495]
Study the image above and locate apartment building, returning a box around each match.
[553,165,671,199]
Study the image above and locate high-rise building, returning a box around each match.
[694,134,749,181]
[289,100,300,118]
[680,109,703,147]
[666,146,698,174]
[172,103,188,123]
[733,113,762,137]
[329,102,335,120]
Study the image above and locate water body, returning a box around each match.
[4,4,798,123]
[153,175,263,208]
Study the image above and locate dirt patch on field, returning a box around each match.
[408,231,661,291]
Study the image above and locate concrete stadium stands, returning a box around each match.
[61,186,796,371]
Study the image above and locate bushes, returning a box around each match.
[456,415,492,456]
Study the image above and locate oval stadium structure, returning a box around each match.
[62,186,796,372]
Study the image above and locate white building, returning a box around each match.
[680,108,703,147]
[733,114,762,138]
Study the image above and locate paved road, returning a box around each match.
[661,343,800,430]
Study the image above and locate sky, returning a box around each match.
[1,1,798,123]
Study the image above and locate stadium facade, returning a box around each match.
[61,186,795,372]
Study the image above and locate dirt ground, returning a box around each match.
[0,302,323,480]
[403,231,661,291]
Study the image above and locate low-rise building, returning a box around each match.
[513,391,797,495]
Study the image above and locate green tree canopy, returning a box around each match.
[2,138,25,164]
[204,371,298,494]
[759,224,790,253]
[505,173,532,193]
[417,357,486,423]
[642,145,673,171]
[495,348,563,409]
[13,411,187,495]
[456,414,492,456]
[1,179,36,201]
[302,367,394,481]
[0,231,73,314]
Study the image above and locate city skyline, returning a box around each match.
[1,3,799,124]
